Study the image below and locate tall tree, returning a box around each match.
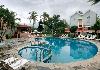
[42,12,49,23]
[92,19,100,33]
[0,5,17,40]
[92,19,100,38]
[41,12,49,33]
[51,15,60,35]
[0,6,16,27]
[44,17,53,34]
[29,11,38,30]
[43,14,69,35]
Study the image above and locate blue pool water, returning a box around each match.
[18,37,98,63]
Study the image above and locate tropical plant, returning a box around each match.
[29,11,38,31]
[41,12,49,33]
[92,19,100,32]
[42,12,49,22]
[51,15,60,35]
[43,17,53,34]
[91,19,100,38]
[0,6,16,27]
[0,5,17,40]
[70,26,78,33]
[42,14,69,36]
[69,26,78,38]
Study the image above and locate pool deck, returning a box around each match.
[0,38,100,70]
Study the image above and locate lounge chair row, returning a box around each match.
[77,34,97,40]
[31,39,49,46]
[0,57,28,70]
[28,34,47,38]
[60,34,68,38]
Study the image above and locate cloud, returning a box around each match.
[0,0,100,26]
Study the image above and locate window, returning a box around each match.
[87,16,90,19]
[87,16,90,23]
[79,25,82,27]
[88,27,91,30]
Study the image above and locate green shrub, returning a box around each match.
[6,34,12,39]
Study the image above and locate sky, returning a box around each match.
[0,0,100,27]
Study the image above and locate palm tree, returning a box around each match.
[29,11,38,30]
[41,12,49,33]
[51,15,60,35]
[53,15,60,22]
[41,12,49,22]
[89,0,100,4]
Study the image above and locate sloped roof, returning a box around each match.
[71,11,83,18]
[84,10,96,15]
[18,24,31,28]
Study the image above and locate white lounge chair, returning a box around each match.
[2,57,28,70]
[96,39,100,41]
[3,57,18,65]
[92,35,96,39]
[78,35,85,39]
[60,34,66,38]
[86,36,91,40]
[66,34,68,38]
[44,34,46,37]
[86,35,96,40]
[9,58,28,70]
[37,34,39,37]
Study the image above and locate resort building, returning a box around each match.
[17,24,31,32]
[14,24,32,38]
[70,10,97,33]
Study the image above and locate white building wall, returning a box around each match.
[70,10,97,27]
[83,10,97,27]
[70,13,82,26]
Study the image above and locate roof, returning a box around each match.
[70,11,83,18]
[18,24,31,28]
[70,10,97,18]
[84,10,96,15]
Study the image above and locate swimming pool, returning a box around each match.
[18,37,98,63]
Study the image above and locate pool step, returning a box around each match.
[42,53,52,62]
